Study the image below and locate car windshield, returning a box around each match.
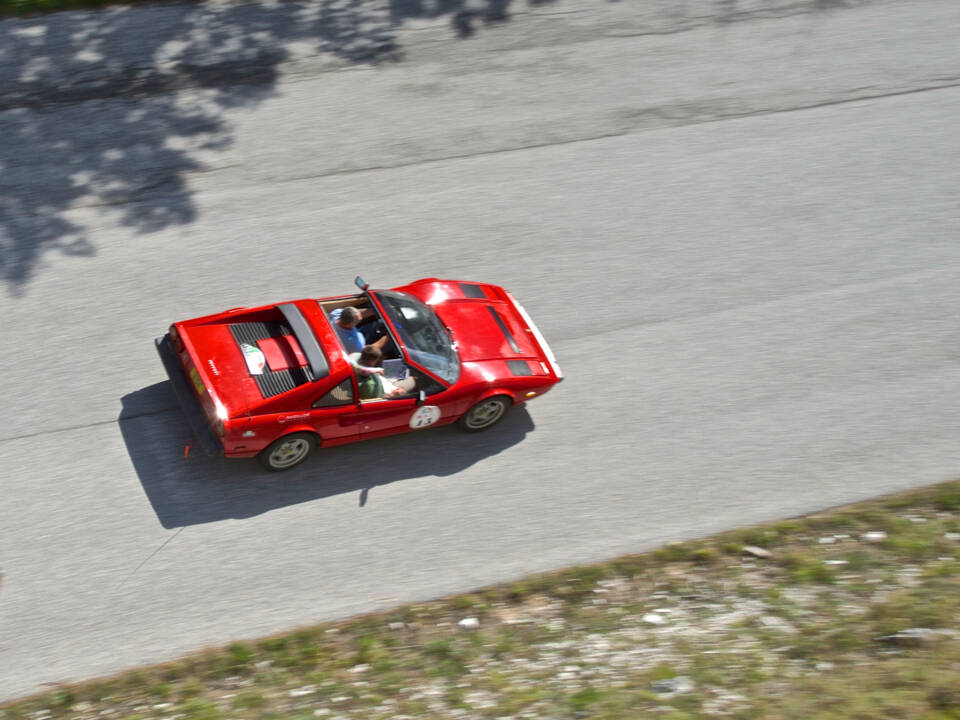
[374,290,460,385]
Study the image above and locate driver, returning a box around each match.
[330,306,388,354]
[351,345,417,400]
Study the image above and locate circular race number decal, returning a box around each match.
[409,405,441,429]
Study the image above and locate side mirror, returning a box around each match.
[416,390,426,407]
[354,276,369,291]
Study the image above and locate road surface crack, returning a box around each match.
[114,527,185,592]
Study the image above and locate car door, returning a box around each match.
[307,377,360,446]
[352,384,461,440]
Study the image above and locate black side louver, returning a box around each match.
[459,283,487,299]
[487,306,522,354]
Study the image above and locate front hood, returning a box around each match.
[433,300,539,362]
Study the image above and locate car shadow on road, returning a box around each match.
[119,382,535,529]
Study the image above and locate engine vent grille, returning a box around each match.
[229,322,315,398]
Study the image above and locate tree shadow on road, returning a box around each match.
[389,0,559,39]
[119,381,535,529]
[0,0,866,294]
[0,0,550,295]
[713,0,866,25]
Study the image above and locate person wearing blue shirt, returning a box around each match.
[330,306,388,354]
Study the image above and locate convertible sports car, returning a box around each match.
[156,277,562,470]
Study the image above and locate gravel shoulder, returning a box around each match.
[3,480,959,718]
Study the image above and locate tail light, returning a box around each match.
[213,399,228,437]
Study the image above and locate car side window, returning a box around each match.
[312,378,354,408]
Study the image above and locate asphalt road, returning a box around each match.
[2,0,959,701]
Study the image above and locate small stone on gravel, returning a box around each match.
[651,676,694,694]
[759,615,797,633]
[877,628,959,645]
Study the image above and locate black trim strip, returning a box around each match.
[155,335,224,457]
[506,359,532,376]
[459,283,486,299]
[278,303,330,380]
[487,306,522,354]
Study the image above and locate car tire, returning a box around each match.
[258,432,317,471]
[458,396,511,433]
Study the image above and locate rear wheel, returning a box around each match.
[458,396,511,433]
[258,433,317,471]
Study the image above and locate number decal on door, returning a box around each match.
[409,405,441,429]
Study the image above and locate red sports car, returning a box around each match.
[156,277,562,470]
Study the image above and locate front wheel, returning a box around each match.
[258,432,317,471]
[458,396,511,433]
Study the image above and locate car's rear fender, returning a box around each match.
[274,424,322,444]
[224,423,321,459]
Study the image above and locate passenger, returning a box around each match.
[351,345,416,400]
[330,306,388,354]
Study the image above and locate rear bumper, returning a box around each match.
[155,334,224,457]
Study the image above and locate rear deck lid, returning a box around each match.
[176,322,256,419]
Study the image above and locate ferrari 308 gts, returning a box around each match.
[156,277,562,470]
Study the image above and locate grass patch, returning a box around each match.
[868,587,960,635]
[781,551,837,583]
[233,691,266,710]
[934,485,960,511]
[569,686,601,711]
[1,0,187,18]
[179,698,220,720]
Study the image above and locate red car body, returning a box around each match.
[156,278,562,470]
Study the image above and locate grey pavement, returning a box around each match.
[2,0,959,702]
